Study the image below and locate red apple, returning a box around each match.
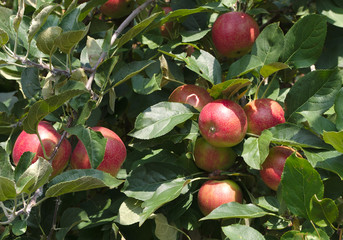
[168,84,213,111]
[100,0,134,19]
[194,137,236,172]
[12,121,72,178]
[197,180,243,216]
[244,98,285,135]
[260,146,301,191]
[70,126,126,177]
[212,11,259,58]
[160,7,174,38]
[198,99,247,147]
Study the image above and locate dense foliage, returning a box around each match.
[1,0,343,239]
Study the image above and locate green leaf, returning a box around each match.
[183,49,222,85]
[14,152,35,182]
[86,36,102,67]
[21,67,41,99]
[280,154,324,219]
[181,29,211,42]
[116,198,143,226]
[208,78,251,99]
[285,69,342,123]
[317,0,343,28]
[111,60,156,88]
[132,73,162,95]
[281,229,330,240]
[281,14,327,68]
[200,202,270,220]
[255,196,280,212]
[27,3,60,43]
[241,131,272,170]
[0,177,16,201]
[0,28,9,47]
[46,169,123,198]
[140,178,190,224]
[12,218,27,236]
[75,100,97,125]
[227,55,263,79]
[303,149,343,179]
[335,88,343,131]
[222,224,265,240]
[260,62,289,78]
[153,214,178,240]
[0,146,14,179]
[251,22,285,65]
[36,26,63,55]
[269,123,331,149]
[65,125,107,169]
[23,89,86,134]
[301,112,337,135]
[323,131,343,153]
[129,102,196,140]
[122,162,186,201]
[94,56,119,88]
[310,195,338,227]
[16,158,53,195]
[115,12,161,50]
[55,24,90,54]
[55,208,90,240]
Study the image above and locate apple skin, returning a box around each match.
[197,180,243,216]
[260,146,301,191]
[244,98,285,135]
[198,99,247,147]
[212,11,259,58]
[70,126,127,177]
[100,0,134,19]
[168,84,213,111]
[12,121,72,178]
[194,137,237,172]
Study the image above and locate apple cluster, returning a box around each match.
[168,81,290,215]
[12,121,127,178]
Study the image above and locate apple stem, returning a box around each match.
[260,73,277,99]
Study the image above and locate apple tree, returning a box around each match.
[0,0,343,239]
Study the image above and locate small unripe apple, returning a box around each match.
[100,0,134,19]
[260,146,301,191]
[197,180,243,216]
[212,11,259,58]
[198,99,247,147]
[244,98,285,135]
[70,126,126,177]
[168,84,213,111]
[194,137,237,172]
[12,121,72,178]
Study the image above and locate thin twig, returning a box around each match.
[47,197,61,240]
[85,0,156,90]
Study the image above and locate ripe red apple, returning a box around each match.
[100,0,134,19]
[198,99,247,147]
[168,84,213,111]
[260,146,301,191]
[160,6,174,38]
[194,137,237,172]
[197,180,243,216]
[70,126,126,177]
[244,98,285,135]
[12,121,72,178]
[212,11,260,58]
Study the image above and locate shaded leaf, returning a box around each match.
[0,146,14,179]
[14,152,35,182]
[281,154,324,219]
[281,14,327,68]
[208,78,251,99]
[46,169,123,198]
[260,62,289,78]
[36,26,63,55]
[310,195,338,227]
[0,177,16,201]
[222,224,265,240]
[317,0,343,28]
[55,24,90,54]
[227,55,263,79]
[153,214,178,240]
[181,29,211,42]
[21,67,41,99]
[23,89,86,134]
[116,198,143,226]
[335,88,343,131]
[0,28,9,47]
